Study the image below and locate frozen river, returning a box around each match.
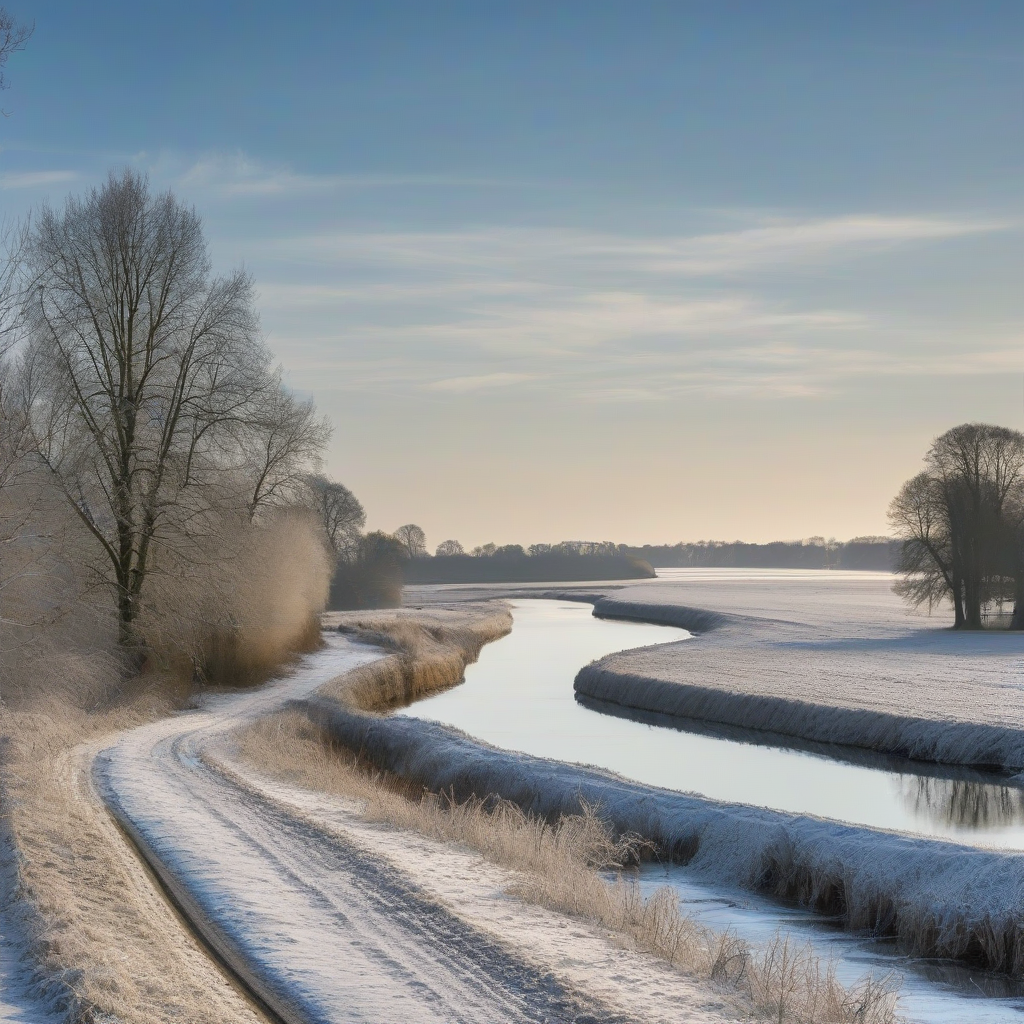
[398,596,1024,1022]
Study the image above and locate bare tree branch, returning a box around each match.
[0,8,31,114]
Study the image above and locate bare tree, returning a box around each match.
[890,424,1024,628]
[394,523,426,559]
[889,471,960,623]
[928,424,1024,627]
[241,374,330,520]
[0,8,31,107]
[19,169,312,645]
[306,475,365,558]
[435,539,464,557]
[0,219,25,360]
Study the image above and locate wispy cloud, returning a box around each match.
[425,372,536,393]
[0,170,78,190]
[148,151,505,199]
[267,214,1006,276]
[236,210,1023,402]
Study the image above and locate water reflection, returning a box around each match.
[898,776,1024,831]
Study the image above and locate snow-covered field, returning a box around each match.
[576,570,1024,768]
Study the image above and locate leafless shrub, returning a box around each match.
[135,509,331,688]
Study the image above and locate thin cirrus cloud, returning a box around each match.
[163,152,504,198]
[127,159,1001,404]
[249,212,1019,401]
[266,214,1007,276]
[424,372,536,393]
[0,170,78,190]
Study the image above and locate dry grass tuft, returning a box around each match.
[0,698,263,1024]
[236,711,903,1024]
[138,511,332,689]
[321,603,512,711]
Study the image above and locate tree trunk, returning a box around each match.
[951,576,966,628]
[1011,573,1024,630]
[964,578,983,629]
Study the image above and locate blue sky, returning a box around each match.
[2,3,1022,546]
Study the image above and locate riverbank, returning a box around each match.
[572,573,1024,770]
[318,583,1024,981]
[239,606,903,1022]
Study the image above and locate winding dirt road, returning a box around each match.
[92,636,640,1024]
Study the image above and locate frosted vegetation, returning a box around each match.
[236,614,903,1023]
[239,709,901,1024]
[579,574,1024,770]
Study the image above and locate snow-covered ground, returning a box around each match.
[304,685,1024,975]
[93,635,734,1024]
[575,570,1024,768]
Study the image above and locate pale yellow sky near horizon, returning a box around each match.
[6,7,1023,553]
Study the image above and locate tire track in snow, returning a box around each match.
[93,636,628,1024]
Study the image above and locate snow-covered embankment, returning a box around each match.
[577,590,1024,770]
[300,685,1024,974]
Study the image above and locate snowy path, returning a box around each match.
[92,636,671,1024]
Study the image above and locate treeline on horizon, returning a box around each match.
[354,534,899,593]
[622,537,898,571]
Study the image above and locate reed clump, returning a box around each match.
[321,604,512,711]
[236,710,903,1024]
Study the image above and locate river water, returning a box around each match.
[397,598,1024,1022]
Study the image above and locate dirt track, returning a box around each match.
[92,636,649,1024]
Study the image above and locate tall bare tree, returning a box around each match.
[242,374,330,520]
[306,475,364,558]
[19,170,323,644]
[889,471,961,624]
[891,423,1024,628]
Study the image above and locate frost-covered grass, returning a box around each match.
[302,694,1024,976]
[577,574,1024,769]
[321,603,512,710]
[0,700,264,1024]
[236,710,902,1024]
[0,516,334,1023]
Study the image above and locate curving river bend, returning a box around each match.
[398,598,1024,1024]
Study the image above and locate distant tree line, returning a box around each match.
[890,423,1024,629]
[356,531,898,589]
[616,538,897,571]
[424,537,896,570]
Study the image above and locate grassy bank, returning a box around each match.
[0,518,332,1023]
[321,603,513,710]
[235,707,900,1024]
